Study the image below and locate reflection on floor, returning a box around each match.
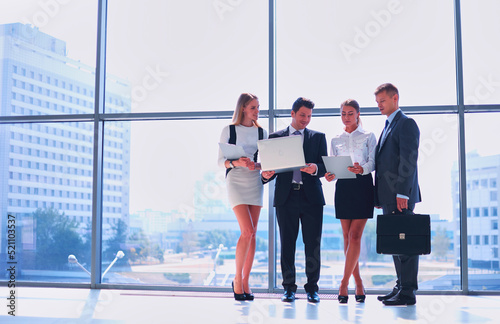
[1,287,499,323]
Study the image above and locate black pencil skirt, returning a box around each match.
[334,173,374,219]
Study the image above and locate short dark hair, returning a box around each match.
[292,97,314,113]
[374,83,399,98]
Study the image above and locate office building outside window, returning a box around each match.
[0,23,130,282]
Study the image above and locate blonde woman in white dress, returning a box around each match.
[218,93,268,300]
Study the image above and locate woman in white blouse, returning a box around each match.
[218,93,268,300]
[325,99,376,303]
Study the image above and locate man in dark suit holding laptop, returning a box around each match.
[374,83,422,306]
[262,97,327,303]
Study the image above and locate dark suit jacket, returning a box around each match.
[265,127,327,207]
[375,110,421,207]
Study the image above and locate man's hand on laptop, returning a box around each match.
[300,163,317,175]
[262,171,275,179]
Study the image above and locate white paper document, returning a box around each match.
[219,143,247,160]
[322,156,356,179]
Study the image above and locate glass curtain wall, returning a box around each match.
[0,1,98,283]
[0,0,499,294]
[274,0,460,292]
[463,113,500,290]
[105,0,269,113]
[275,0,457,108]
[461,0,500,291]
[101,0,270,287]
[101,119,270,287]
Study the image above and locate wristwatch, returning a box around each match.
[229,161,235,168]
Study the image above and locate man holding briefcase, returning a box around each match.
[374,83,422,306]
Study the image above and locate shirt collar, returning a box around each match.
[386,108,401,125]
[289,125,304,135]
[342,125,365,136]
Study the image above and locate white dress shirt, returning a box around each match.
[379,108,401,149]
[288,125,318,177]
[218,124,268,167]
[330,125,376,175]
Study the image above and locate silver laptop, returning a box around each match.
[258,135,306,173]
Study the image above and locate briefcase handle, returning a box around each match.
[392,209,415,215]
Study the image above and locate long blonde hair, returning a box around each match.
[232,93,261,127]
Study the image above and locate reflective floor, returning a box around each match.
[1,287,499,323]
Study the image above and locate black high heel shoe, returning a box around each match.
[232,281,246,301]
[244,292,255,301]
[355,287,366,303]
[338,285,348,303]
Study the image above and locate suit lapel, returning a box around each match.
[302,128,309,156]
[378,111,403,153]
[284,127,290,137]
[376,132,383,153]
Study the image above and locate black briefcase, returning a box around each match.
[376,210,431,255]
